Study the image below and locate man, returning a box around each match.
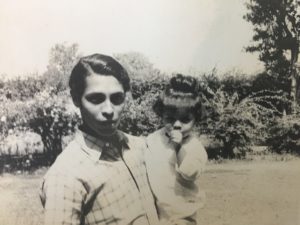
[40,54,159,225]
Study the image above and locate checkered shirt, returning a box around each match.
[40,130,159,225]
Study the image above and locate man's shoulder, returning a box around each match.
[147,128,163,138]
[146,128,165,146]
[44,139,85,176]
[59,139,83,160]
[121,131,147,148]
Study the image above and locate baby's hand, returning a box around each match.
[169,130,183,153]
[169,130,183,144]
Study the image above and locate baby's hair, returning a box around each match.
[69,54,130,103]
[153,74,202,121]
[168,74,198,96]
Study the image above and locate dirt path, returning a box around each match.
[198,160,300,225]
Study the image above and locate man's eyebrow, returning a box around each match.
[85,91,124,97]
[111,91,125,95]
[85,93,105,97]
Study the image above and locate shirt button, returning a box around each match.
[105,143,110,147]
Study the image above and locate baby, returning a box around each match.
[146,74,208,225]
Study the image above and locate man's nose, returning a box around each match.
[102,100,114,120]
[173,120,182,130]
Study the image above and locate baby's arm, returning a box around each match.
[175,138,208,182]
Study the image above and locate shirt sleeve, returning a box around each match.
[40,172,86,225]
[176,139,208,182]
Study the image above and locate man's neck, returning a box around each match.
[79,124,117,141]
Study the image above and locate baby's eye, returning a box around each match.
[86,93,106,104]
[110,92,125,105]
[180,116,193,123]
[164,116,175,123]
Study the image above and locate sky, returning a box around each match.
[0,0,264,78]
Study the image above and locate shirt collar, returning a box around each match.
[75,128,129,161]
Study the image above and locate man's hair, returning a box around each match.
[69,54,130,102]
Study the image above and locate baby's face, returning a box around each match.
[162,107,195,138]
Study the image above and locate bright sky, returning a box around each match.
[0,0,264,78]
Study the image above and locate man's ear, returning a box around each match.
[70,90,81,108]
[125,91,132,102]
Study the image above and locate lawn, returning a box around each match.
[0,159,299,225]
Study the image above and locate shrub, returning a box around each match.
[0,76,45,101]
[2,88,80,164]
[198,86,284,158]
[120,92,161,136]
[1,130,43,156]
[267,114,300,155]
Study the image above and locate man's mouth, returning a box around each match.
[99,120,117,127]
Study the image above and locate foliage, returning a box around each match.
[2,43,299,167]
[1,88,80,164]
[120,91,161,136]
[114,52,162,82]
[116,52,168,135]
[0,130,43,156]
[0,75,45,101]
[221,72,254,99]
[244,0,300,111]
[267,111,300,154]
[119,75,168,135]
[27,90,80,164]
[42,43,81,92]
[251,71,287,92]
[198,85,285,158]
[244,0,300,75]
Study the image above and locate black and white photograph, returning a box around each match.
[0,0,300,225]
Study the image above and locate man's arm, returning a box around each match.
[40,173,86,225]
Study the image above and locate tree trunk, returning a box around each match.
[222,142,235,159]
[290,44,299,114]
[291,69,297,113]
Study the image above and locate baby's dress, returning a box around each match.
[146,128,208,224]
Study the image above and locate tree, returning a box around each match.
[114,52,166,99]
[43,43,81,92]
[244,0,300,112]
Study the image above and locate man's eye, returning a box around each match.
[86,94,106,104]
[110,93,125,105]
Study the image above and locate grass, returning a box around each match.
[0,169,45,225]
[0,159,299,225]
[198,158,300,225]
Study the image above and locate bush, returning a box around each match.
[198,86,284,158]
[268,114,300,155]
[1,49,298,166]
[1,88,80,164]
[120,76,167,135]
[1,130,43,156]
[0,76,45,102]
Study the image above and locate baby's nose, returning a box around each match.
[173,120,182,129]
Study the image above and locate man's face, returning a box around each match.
[79,74,126,137]
[162,107,195,138]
